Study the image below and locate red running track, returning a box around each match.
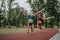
[0,28,58,40]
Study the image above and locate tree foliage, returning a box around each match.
[27,0,60,28]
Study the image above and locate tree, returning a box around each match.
[0,10,2,27]
[27,0,60,28]
[7,0,15,28]
[0,0,7,27]
[0,0,28,28]
[46,0,59,28]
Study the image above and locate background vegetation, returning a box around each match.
[0,0,60,28]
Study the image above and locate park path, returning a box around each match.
[0,28,58,40]
[50,29,60,40]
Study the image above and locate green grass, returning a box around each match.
[0,28,38,34]
[0,28,28,34]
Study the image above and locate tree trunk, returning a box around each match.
[0,19,1,27]
[45,21,47,28]
[57,16,59,29]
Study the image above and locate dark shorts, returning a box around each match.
[29,22,33,26]
[38,23,42,26]
[38,23,42,29]
[38,20,44,26]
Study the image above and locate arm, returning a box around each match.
[33,9,44,16]
[42,17,54,21]
[21,7,28,16]
[23,10,28,16]
[33,10,42,16]
[42,17,50,21]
